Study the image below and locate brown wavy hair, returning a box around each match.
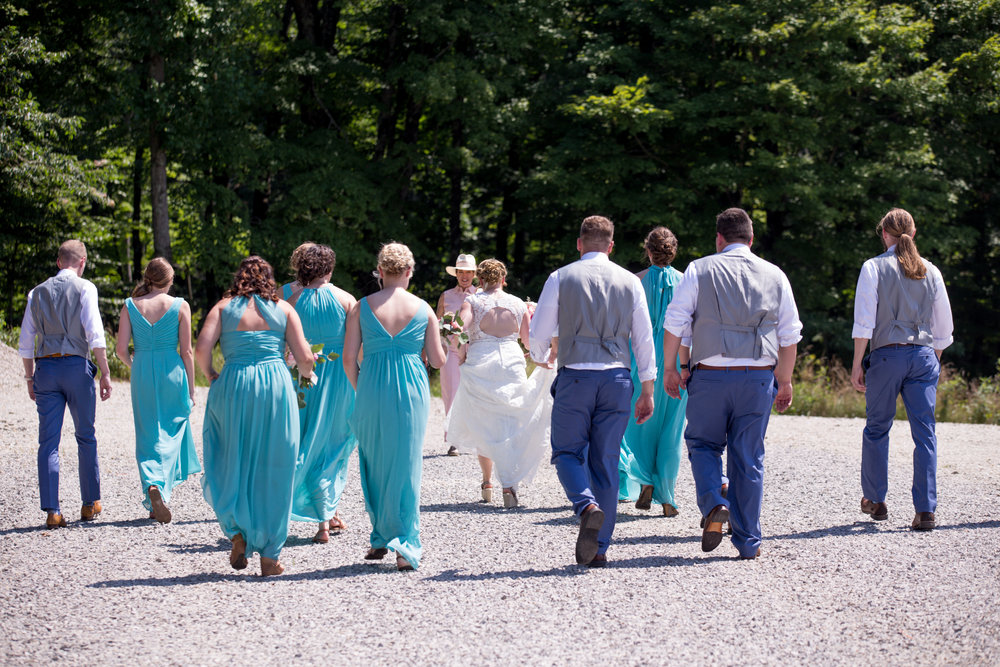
[132,257,174,297]
[644,227,678,267]
[289,242,315,275]
[476,259,507,287]
[716,208,753,243]
[294,244,336,285]
[225,256,279,301]
[877,208,926,280]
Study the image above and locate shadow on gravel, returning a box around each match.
[426,565,588,581]
[420,502,566,515]
[166,538,231,555]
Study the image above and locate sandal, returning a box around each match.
[329,513,347,532]
[481,482,493,503]
[229,534,248,570]
[503,487,518,508]
[364,547,388,560]
[260,557,284,576]
[313,524,330,544]
[396,554,414,571]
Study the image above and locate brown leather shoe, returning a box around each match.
[576,503,604,564]
[635,485,654,510]
[45,512,67,528]
[80,501,102,521]
[861,498,888,521]
[701,483,730,528]
[739,547,761,560]
[586,553,608,568]
[702,504,729,552]
[911,512,936,531]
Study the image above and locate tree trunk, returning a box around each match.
[447,121,464,258]
[131,144,145,278]
[149,50,171,261]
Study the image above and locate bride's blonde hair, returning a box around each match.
[476,259,506,287]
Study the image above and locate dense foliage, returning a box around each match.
[2,0,999,375]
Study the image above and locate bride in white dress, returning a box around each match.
[445,259,555,508]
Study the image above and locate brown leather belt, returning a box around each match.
[695,363,774,371]
[38,353,71,359]
[883,343,914,348]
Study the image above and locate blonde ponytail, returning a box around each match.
[878,209,926,281]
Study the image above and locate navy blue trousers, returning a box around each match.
[550,367,633,555]
[33,356,101,513]
[861,345,939,513]
[685,368,775,558]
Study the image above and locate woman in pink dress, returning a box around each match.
[435,253,477,457]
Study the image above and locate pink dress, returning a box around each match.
[439,286,474,416]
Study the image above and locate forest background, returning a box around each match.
[2,0,999,418]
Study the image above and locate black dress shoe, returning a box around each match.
[702,504,729,552]
[635,485,653,510]
[575,504,604,564]
[861,498,888,521]
[911,512,936,531]
[587,553,608,568]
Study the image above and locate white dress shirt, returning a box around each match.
[852,244,954,350]
[530,252,657,382]
[18,268,107,358]
[663,244,803,366]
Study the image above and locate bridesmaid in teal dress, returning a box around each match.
[620,227,691,516]
[281,243,358,543]
[115,258,200,523]
[196,256,314,577]
[343,243,447,571]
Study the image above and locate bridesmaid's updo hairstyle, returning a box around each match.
[877,208,926,281]
[644,227,678,267]
[226,256,279,302]
[132,257,174,297]
[477,259,506,287]
[295,244,336,286]
[289,242,315,276]
[377,242,415,277]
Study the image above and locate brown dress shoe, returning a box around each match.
[576,504,604,564]
[702,504,729,552]
[861,498,888,521]
[80,501,102,521]
[45,512,67,528]
[912,512,936,531]
[635,485,654,510]
[739,547,761,560]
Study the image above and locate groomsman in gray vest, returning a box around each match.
[530,216,656,567]
[662,208,802,559]
[19,240,113,528]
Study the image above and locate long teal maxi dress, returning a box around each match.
[619,265,689,508]
[349,298,431,570]
[282,284,358,523]
[201,295,300,561]
[126,296,201,511]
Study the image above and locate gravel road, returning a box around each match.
[1,343,998,666]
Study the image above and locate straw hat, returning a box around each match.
[446,253,477,276]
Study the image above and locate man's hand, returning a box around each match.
[774,381,793,413]
[663,367,681,399]
[99,374,112,401]
[634,380,655,424]
[851,365,865,393]
[26,380,36,402]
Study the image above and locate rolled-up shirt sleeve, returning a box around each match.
[628,277,656,382]
[663,263,699,339]
[18,290,37,358]
[80,280,107,350]
[529,270,560,364]
[851,260,878,340]
[776,272,803,347]
[929,265,954,350]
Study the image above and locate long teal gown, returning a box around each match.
[349,298,431,570]
[126,297,201,511]
[281,283,357,523]
[201,295,300,561]
[619,265,689,508]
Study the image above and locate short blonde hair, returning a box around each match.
[476,259,507,287]
[58,240,87,265]
[377,242,415,276]
[580,216,614,247]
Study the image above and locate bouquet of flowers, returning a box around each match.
[439,311,469,345]
[287,343,339,409]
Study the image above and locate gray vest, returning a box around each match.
[690,251,783,365]
[869,250,935,350]
[30,274,90,358]
[557,258,635,369]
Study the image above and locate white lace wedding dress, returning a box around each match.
[444,290,554,489]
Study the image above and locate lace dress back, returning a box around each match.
[466,291,526,343]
